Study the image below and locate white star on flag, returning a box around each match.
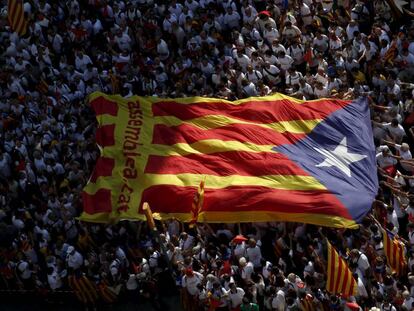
[314,137,367,177]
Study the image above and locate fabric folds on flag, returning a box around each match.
[326,240,358,297]
[383,228,407,276]
[80,92,378,228]
[8,0,27,36]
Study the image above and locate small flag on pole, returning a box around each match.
[326,240,358,297]
[189,179,205,227]
[383,40,397,65]
[383,228,407,276]
[8,0,28,36]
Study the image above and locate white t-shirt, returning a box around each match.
[272,289,286,311]
[385,123,406,141]
[182,272,203,296]
[246,246,262,268]
[228,287,245,308]
[241,262,254,280]
[376,153,398,168]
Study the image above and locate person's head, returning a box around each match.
[239,257,247,267]
[391,118,399,127]
[242,297,250,305]
[401,143,410,152]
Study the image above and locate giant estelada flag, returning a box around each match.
[80,92,378,228]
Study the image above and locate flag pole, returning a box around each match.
[142,202,170,269]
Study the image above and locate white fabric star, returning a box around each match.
[393,0,408,13]
[314,137,367,177]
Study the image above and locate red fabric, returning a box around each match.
[383,165,397,177]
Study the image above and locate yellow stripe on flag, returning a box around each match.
[143,173,326,191]
[154,115,322,134]
[150,139,276,156]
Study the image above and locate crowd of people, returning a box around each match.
[1,0,414,310]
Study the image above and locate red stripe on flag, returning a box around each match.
[152,99,350,123]
[392,239,398,269]
[96,124,116,147]
[328,246,336,292]
[342,262,350,296]
[91,96,119,116]
[397,243,404,274]
[82,189,112,214]
[152,123,307,146]
[8,0,26,35]
[90,157,115,182]
[334,257,343,293]
[145,151,309,176]
[140,185,352,218]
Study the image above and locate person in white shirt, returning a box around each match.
[349,249,370,277]
[235,50,251,71]
[346,20,360,40]
[156,38,170,61]
[47,266,62,290]
[246,65,263,84]
[380,301,397,311]
[179,232,195,251]
[66,246,83,270]
[262,61,281,86]
[277,51,294,71]
[313,31,329,54]
[239,257,254,281]
[246,239,262,268]
[223,7,240,30]
[228,282,245,309]
[263,23,279,45]
[114,30,132,52]
[241,79,258,97]
[281,21,301,41]
[271,278,286,311]
[182,268,203,296]
[313,82,329,98]
[285,67,303,88]
[74,51,92,72]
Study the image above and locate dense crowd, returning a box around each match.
[1,0,414,310]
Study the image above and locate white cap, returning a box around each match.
[239,257,247,266]
[67,246,75,254]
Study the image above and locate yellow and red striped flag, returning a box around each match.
[300,293,316,311]
[189,179,205,227]
[326,240,358,297]
[383,228,407,276]
[80,92,378,227]
[8,0,28,36]
[383,40,397,65]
